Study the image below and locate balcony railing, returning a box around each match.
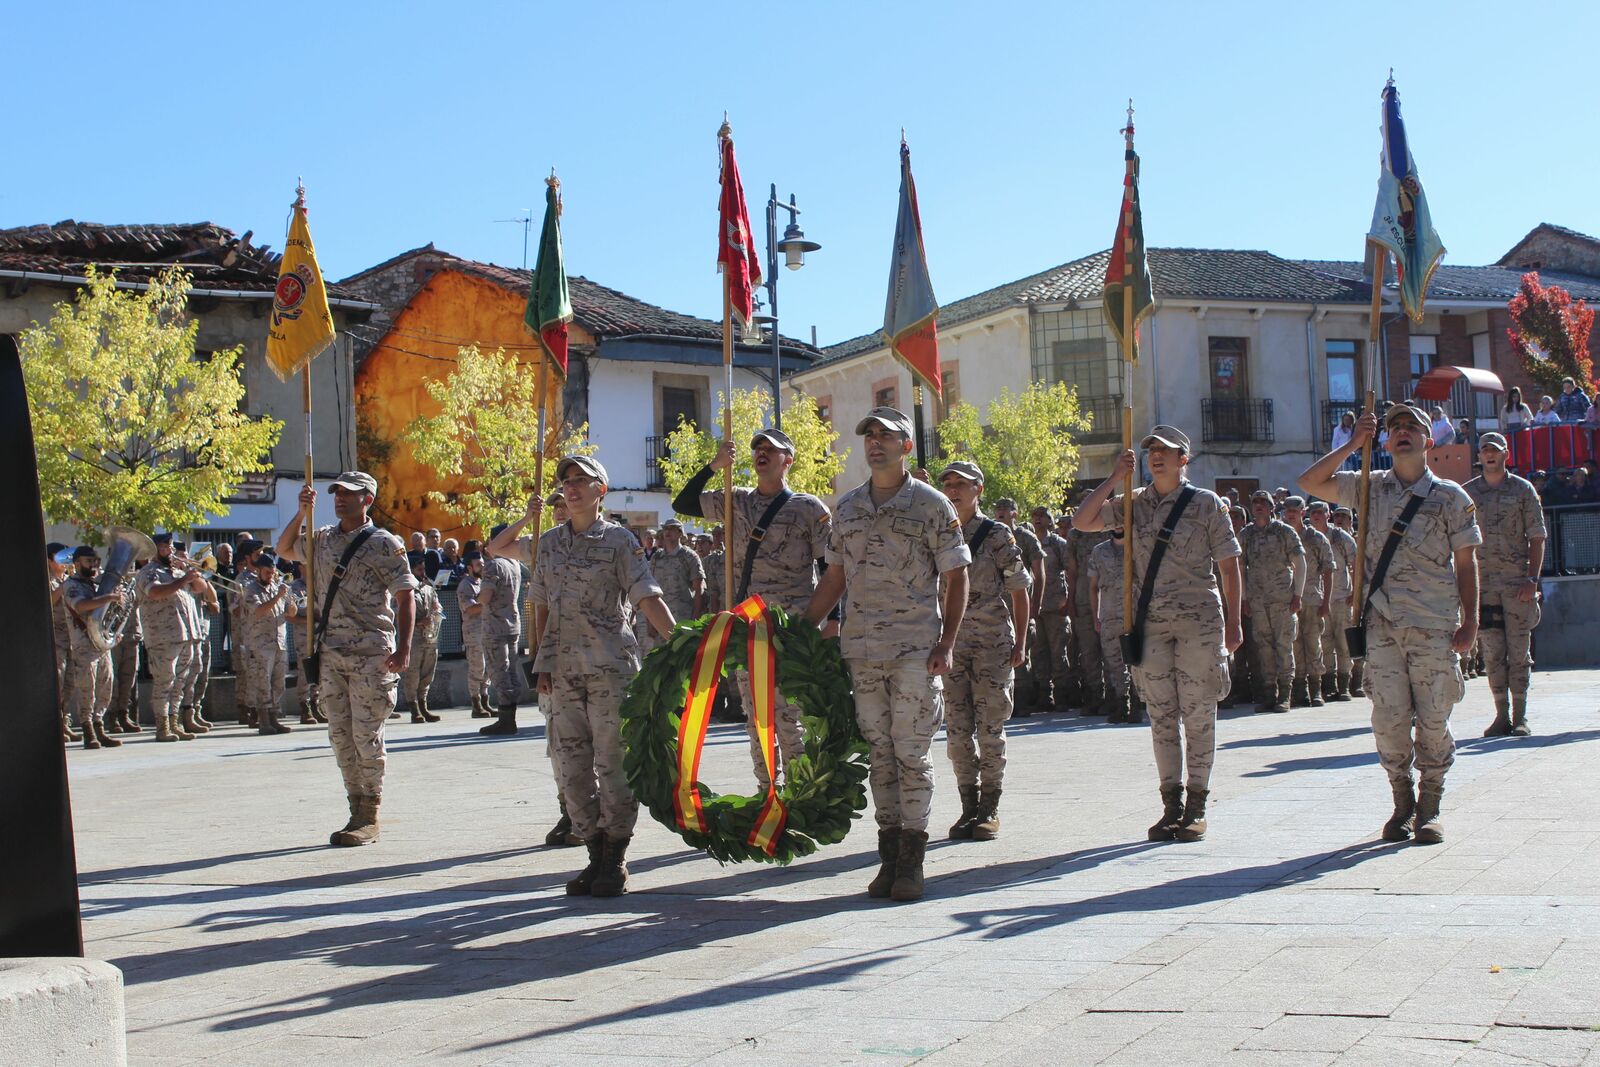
[1201,398,1274,444]
[1078,394,1124,445]
[1322,401,1362,450]
[645,435,668,489]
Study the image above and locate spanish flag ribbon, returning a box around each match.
[671,595,787,854]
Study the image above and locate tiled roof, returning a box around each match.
[1296,260,1600,302]
[0,220,366,301]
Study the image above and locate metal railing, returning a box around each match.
[1201,398,1274,444]
[1078,394,1124,445]
[645,435,668,489]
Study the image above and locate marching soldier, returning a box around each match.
[276,471,417,847]
[240,550,295,734]
[804,407,971,902]
[1299,405,1480,845]
[457,550,492,718]
[1029,506,1072,715]
[62,546,126,750]
[1087,501,1138,723]
[1284,497,1334,707]
[530,455,676,897]
[1463,432,1546,737]
[1075,426,1242,844]
[136,535,208,742]
[673,427,832,789]
[938,462,1028,841]
[47,543,81,743]
[402,551,443,723]
[991,499,1044,711]
[477,532,525,736]
[1332,506,1366,695]
[1309,501,1357,701]
[1240,490,1305,713]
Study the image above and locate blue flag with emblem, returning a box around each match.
[1367,76,1445,325]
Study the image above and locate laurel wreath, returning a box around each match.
[620,605,869,864]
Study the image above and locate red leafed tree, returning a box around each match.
[1507,271,1596,397]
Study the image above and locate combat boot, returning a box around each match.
[1381,778,1415,842]
[240,705,257,728]
[1348,662,1365,697]
[480,704,518,736]
[1267,680,1290,714]
[82,722,101,750]
[299,698,316,725]
[566,837,605,896]
[1290,678,1310,708]
[1413,783,1444,845]
[1126,693,1145,724]
[1253,683,1276,713]
[105,707,130,733]
[1483,691,1512,737]
[1148,785,1184,841]
[1320,671,1337,702]
[180,705,210,735]
[1057,677,1084,711]
[1308,674,1325,707]
[546,799,582,847]
[589,835,632,898]
[470,694,492,719]
[409,701,427,724]
[155,713,179,742]
[259,707,292,735]
[867,828,900,899]
[311,698,328,724]
[172,708,195,740]
[330,795,380,846]
[1510,692,1532,737]
[971,789,1002,841]
[1332,671,1352,702]
[889,829,929,902]
[1173,787,1208,842]
[62,717,80,743]
[948,785,979,840]
[125,705,145,732]
[418,696,440,723]
[1106,688,1131,724]
[192,703,213,730]
[92,716,122,748]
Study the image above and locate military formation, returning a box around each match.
[45,401,1551,898]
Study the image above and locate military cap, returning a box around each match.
[545,490,563,506]
[152,532,173,545]
[939,460,983,483]
[1229,505,1248,521]
[556,454,608,485]
[854,406,914,437]
[1479,431,1509,452]
[993,497,1018,509]
[462,549,483,562]
[1333,506,1353,517]
[237,538,265,557]
[751,428,795,454]
[253,550,278,567]
[72,545,98,560]
[1282,496,1306,510]
[406,550,428,567]
[661,517,684,529]
[1306,500,1329,514]
[1384,403,1431,432]
[1249,489,1274,503]
[1140,424,1191,453]
[277,557,296,574]
[329,471,379,495]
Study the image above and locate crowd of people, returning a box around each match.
[44,398,1548,902]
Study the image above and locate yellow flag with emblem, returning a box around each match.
[265,186,335,381]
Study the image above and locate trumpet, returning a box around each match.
[171,547,248,597]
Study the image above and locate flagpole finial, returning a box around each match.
[1122,100,1135,147]
[546,167,559,189]
[719,113,731,140]
[1387,67,1395,86]
[294,179,306,209]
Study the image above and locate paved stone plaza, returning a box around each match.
[69,670,1600,1066]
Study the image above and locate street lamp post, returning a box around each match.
[756,183,820,430]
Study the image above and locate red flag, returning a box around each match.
[717,127,762,332]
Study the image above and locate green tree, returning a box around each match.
[1507,271,1596,397]
[403,344,594,532]
[19,266,283,541]
[936,381,1090,510]
[657,389,847,520]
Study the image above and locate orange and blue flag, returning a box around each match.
[883,139,941,396]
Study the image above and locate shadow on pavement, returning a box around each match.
[1219,727,1371,750]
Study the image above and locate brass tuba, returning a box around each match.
[85,526,157,652]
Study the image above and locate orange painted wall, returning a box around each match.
[354,269,580,541]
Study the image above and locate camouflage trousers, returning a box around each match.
[944,647,1013,789]
[55,643,73,717]
[738,668,804,792]
[1326,597,1354,677]
[1030,612,1071,696]
[112,636,140,720]
[1070,610,1104,693]
[236,640,259,708]
[482,634,521,707]
[1295,602,1327,681]
[1130,616,1228,791]
[537,689,564,803]
[73,648,114,725]
[1097,617,1129,697]
[185,631,211,708]
[463,632,489,700]
[1249,599,1297,693]
[848,658,943,833]
[404,641,439,706]
[548,669,640,840]
[321,648,400,798]
[1480,590,1540,695]
[1365,614,1462,787]
[146,640,197,719]
[252,643,287,715]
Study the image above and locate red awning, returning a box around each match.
[1411,365,1506,402]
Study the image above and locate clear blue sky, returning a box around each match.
[5,3,1594,347]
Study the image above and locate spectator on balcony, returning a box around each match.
[1568,467,1598,505]
[1556,377,1592,423]
[1533,396,1561,427]
[1584,402,1600,432]
[1502,387,1534,432]
[1331,411,1356,450]
[1450,419,1476,450]
[440,538,461,577]
[1429,407,1453,446]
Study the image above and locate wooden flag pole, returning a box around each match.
[534,356,549,545]
[722,274,736,611]
[1121,290,1136,625]
[1352,248,1385,640]
[301,361,316,661]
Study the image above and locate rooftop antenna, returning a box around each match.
[493,209,534,268]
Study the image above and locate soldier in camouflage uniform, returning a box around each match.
[938,462,1028,841]
[277,471,417,848]
[642,518,702,648]
[990,500,1043,712]
[1076,426,1243,844]
[456,551,491,717]
[185,572,219,732]
[1309,500,1357,701]
[402,552,443,723]
[62,546,127,751]
[477,533,525,736]
[1301,404,1481,845]
[1087,501,1137,723]
[674,428,831,789]
[107,579,144,734]
[47,544,82,743]
[1067,523,1112,714]
[240,551,295,734]
[1029,506,1072,715]
[1464,432,1546,737]
[1332,506,1367,696]
[230,539,265,729]
[805,407,971,903]
[1240,490,1305,713]
[288,566,326,724]
[530,455,675,897]
[1284,497,1334,707]
[1221,504,1254,708]
[136,535,208,742]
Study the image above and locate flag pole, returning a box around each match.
[913,384,928,472]
[297,181,317,664]
[1120,107,1137,628]
[722,272,736,611]
[1352,247,1385,641]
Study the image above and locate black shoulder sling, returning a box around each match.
[1120,486,1198,667]
[301,526,377,684]
[967,518,998,555]
[736,489,794,602]
[1345,490,1428,660]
